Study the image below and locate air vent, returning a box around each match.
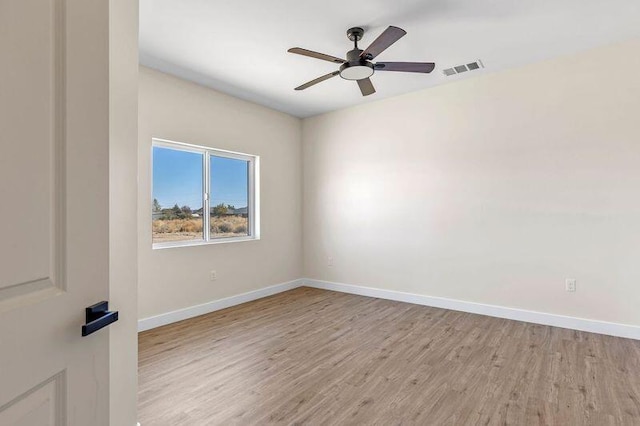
[443,60,484,76]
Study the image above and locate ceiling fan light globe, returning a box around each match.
[339,64,374,81]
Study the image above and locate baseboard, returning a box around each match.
[138,279,304,332]
[303,278,640,340]
[138,276,640,340]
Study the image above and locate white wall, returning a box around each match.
[303,40,640,327]
[138,67,302,320]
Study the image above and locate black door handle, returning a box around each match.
[82,301,118,336]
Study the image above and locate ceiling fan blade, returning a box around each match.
[360,26,407,60]
[288,47,345,64]
[357,78,376,96]
[294,71,340,91]
[375,62,436,73]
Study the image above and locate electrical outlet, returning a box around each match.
[565,278,576,292]
[327,256,333,267]
[210,270,217,281]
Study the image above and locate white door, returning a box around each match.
[0,0,114,424]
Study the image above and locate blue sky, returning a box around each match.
[210,155,248,208]
[153,147,248,210]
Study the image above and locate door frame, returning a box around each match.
[108,0,139,425]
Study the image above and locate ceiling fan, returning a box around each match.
[288,26,435,96]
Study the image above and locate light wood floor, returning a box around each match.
[138,287,640,425]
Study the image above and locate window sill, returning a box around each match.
[152,235,260,250]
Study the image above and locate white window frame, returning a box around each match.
[152,138,260,249]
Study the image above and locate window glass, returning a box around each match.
[210,155,249,239]
[152,146,204,244]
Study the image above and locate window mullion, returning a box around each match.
[247,160,252,237]
[204,151,210,242]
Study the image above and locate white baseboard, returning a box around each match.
[138,279,304,332]
[303,278,640,340]
[138,276,640,340]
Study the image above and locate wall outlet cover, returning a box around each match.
[565,278,577,292]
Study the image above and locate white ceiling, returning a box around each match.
[139,0,640,118]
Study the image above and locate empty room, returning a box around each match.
[1,0,640,425]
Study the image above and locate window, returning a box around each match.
[152,139,259,248]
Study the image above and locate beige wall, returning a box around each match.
[303,40,640,326]
[138,67,302,319]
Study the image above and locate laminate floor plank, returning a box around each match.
[139,287,640,425]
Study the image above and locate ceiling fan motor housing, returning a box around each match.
[339,48,374,81]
